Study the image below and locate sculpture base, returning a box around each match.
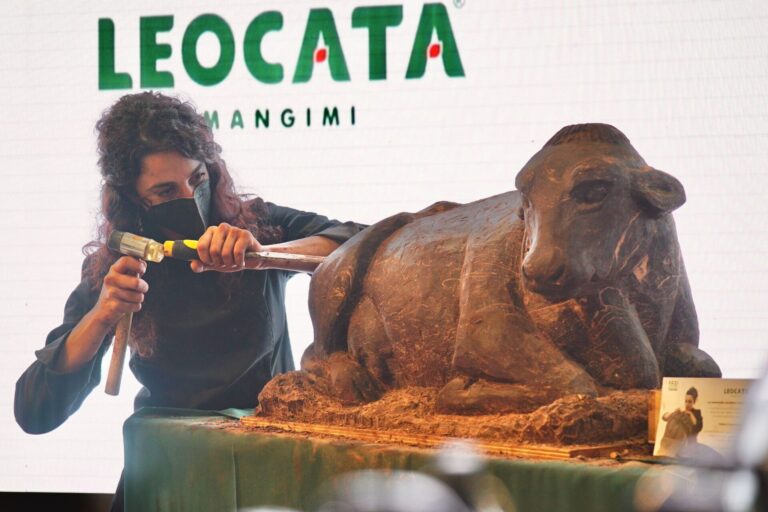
[241,416,647,460]
[255,378,651,449]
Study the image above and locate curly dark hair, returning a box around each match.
[85,91,282,357]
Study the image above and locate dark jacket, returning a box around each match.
[15,202,364,434]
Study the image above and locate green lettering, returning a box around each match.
[182,14,235,87]
[140,16,174,88]
[98,18,132,90]
[406,3,464,79]
[322,107,339,126]
[204,110,219,130]
[281,109,295,127]
[231,109,244,129]
[244,12,284,84]
[255,109,269,128]
[351,6,403,80]
[293,9,350,83]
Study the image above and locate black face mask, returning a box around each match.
[142,179,212,239]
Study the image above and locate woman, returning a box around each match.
[13,91,363,510]
[658,386,704,456]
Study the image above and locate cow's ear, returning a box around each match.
[630,167,686,216]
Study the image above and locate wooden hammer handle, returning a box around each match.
[105,312,132,396]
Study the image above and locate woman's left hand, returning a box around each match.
[191,223,264,273]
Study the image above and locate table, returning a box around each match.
[123,408,650,512]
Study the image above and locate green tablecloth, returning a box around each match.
[123,408,649,512]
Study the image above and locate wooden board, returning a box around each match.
[648,389,662,443]
[240,416,637,461]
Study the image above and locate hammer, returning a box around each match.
[103,232,163,396]
[104,230,325,395]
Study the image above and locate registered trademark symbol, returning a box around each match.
[453,0,465,8]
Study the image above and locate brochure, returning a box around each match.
[653,377,753,457]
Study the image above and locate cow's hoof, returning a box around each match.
[257,371,330,418]
[307,352,383,406]
[563,370,599,397]
[435,376,559,414]
[665,342,722,378]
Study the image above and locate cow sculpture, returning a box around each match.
[260,123,721,416]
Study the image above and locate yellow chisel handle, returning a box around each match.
[163,240,325,272]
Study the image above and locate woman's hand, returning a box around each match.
[93,256,148,327]
[192,223,264,273]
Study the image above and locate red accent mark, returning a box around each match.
[315,48,327,63]
[428,43,441,58]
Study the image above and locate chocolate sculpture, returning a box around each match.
[258,124,721,441]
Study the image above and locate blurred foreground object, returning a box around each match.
[316,441,514,512]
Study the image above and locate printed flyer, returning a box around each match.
[654,377,753,457]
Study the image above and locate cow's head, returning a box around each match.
[515,124,686,301]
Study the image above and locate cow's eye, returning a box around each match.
[571,180,612,205]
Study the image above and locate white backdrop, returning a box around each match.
[1,0,766,493]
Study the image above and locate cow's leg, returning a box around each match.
[347,295,398,389]
[665,343,722,378]
[282,294,391,407]
[310,201,461,356]
[437,375,594,415]
[443,204,597,414]
[298,343,383,406]
[582,287,661,388]
[446,301,598,413]
[310,212,416,355]
[257,345,380,419]
[662,278,721,378]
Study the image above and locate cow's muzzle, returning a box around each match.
[522,249,570,297]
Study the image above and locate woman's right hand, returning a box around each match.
[93,256,149,327]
